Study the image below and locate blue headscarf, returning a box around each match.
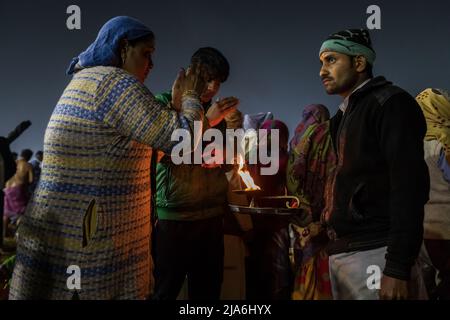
[66,16,153,75]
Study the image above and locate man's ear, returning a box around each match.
[355,55,368,73]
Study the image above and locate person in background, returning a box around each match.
[152,47,239,300]
[0,137,16,249]
[29,150,43,195]
[416,88,450,300]
[287,104,335,300]
[3,149,33,238]
[0,121,30,249]
[289,104,330,150]
[9,16,212,300]
[246,119,292,299]
[250,119,289,197]
[319,28,429,299]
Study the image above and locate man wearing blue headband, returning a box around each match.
[319,29,430,300]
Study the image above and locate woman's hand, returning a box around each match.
[171,64,208,110]
[184,63,208,97]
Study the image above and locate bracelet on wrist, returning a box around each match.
[182,90,199,99]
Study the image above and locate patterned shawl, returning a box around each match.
[290,104,330,150]
[416,88,450,163]
[287,120,336,221]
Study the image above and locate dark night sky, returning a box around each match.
[1,0,449,154]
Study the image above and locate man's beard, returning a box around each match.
[326,75,359,96]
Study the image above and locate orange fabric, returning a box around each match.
[292,248,332,300]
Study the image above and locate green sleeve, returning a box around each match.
[154,91,172,105]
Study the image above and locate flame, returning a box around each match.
[237,155,261,191]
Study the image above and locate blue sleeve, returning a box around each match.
[96,71,203,154]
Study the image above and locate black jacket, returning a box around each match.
[325,76,430,280]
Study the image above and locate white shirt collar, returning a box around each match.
[338,78,372,113]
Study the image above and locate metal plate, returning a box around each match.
[228,204,307,217]
[231,189,263,196]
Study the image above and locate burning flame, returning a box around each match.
[237,155,261,191]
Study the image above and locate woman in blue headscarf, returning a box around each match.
[8,16,215,300]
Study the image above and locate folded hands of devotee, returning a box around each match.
[206,96,240,127]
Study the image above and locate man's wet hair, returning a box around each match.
[20,149,33,161]
[191,47,230,83]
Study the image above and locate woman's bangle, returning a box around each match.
[182,90,199,99]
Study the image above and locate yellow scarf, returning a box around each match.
[416,88,450,163]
